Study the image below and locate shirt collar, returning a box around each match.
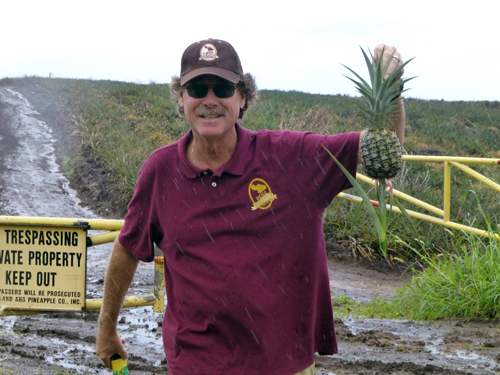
[178,123,254,179]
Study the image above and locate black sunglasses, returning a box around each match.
[186,83,236,99]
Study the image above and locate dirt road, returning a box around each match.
[1,82,499,375]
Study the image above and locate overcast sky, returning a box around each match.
[1,0,498,101]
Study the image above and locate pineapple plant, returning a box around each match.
[343,46,414,179]
[323,47,415,264]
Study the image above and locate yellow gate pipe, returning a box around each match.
[1,295,156,316]
[0,216,124,231]
[449,161,500,193]
[85,295,156,311]
[153,245,166,313]
[444,162,451,222]
[337,192,500,241]
[402,155,500,165]
[355,173,444,217]
[88,231,120,247]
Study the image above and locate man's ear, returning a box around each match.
[178,90,185,108]
[239,92,246,110]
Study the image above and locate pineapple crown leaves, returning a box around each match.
[342,46,416,130]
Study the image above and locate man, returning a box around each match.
[96,38,405,375]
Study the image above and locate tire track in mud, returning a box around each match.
[0,87,165,374]
[0,88,93,218]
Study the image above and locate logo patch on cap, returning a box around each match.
[199,43,218,61]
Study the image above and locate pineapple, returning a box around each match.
[343,47,414,179]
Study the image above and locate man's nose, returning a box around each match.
[203,87,219,102]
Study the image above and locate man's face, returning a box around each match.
[178,75,246,141]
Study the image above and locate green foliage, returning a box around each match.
[332,292,410,320]
[325,147,392,263]
[67,80,182,210]
[396,230,500,320]
[333,227,500,321]
[342,46,415,130]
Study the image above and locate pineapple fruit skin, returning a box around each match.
[360,129,402,179]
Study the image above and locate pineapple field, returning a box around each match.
[4,76,498,258]
[1,76,499,374]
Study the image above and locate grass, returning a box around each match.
[396,229,500,320]
[1,76,500,320]
[65,79,182,210]
[337,227,500,321]
[332,292,410,320]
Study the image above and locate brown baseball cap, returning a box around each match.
[180,38,243,86]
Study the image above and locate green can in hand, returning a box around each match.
[111,353,129,375]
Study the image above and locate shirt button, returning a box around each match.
[212,182,217,187]
[203,171,208,175]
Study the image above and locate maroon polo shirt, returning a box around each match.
[119,124,360,375]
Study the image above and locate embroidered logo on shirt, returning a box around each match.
[248,178,277,211]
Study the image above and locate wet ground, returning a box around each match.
[1,84,500,374]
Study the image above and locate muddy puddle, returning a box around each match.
[1,86,500,374]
